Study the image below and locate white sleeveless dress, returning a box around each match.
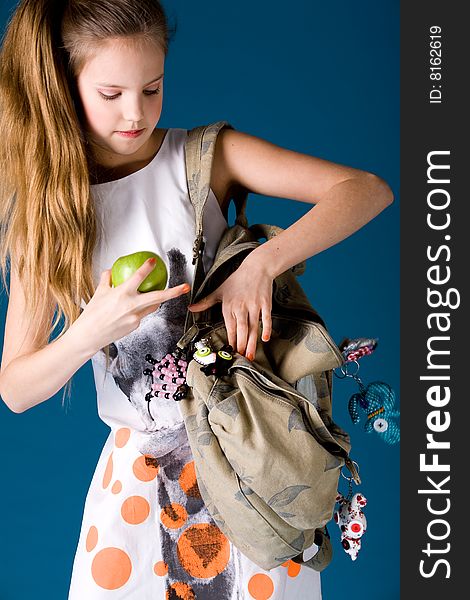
[68,127,322,599]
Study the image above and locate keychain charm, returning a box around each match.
[335,337,400,444]
[193,338,235,377]
[142,335,235,419]
[349,380,400,444]
[340,337,378,363]
[143,347,189,419]
[334,462,368,561]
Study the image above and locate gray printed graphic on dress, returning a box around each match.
[151,441,242,599]
[96,248,190,456]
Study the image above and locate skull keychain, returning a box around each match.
[334,462,368,561]
[335,338,400,445]
[192,338,234,377]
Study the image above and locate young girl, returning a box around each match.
[0,0,393,598]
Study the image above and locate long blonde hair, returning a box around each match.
[0,0,174,407]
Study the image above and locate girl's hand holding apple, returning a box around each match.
[73,256,190,354]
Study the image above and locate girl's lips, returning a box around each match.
[116,128,145,138]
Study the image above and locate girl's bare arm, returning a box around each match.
[0,261,190,413]
[190,127,394,359]
[0,321,98,413]
[0,266,98,413]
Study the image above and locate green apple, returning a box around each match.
[111,251,168,292]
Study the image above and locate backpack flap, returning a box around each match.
[182,123,343,378]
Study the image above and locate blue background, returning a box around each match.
[0,0,399,598]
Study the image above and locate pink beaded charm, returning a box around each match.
[143,348,189,420]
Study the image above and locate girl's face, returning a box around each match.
[76,38,165,168]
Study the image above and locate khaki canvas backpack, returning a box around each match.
[176,121,360,572]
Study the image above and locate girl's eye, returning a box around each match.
[144,87,161,96]
[99,87,161,101]
[99,93,119,101]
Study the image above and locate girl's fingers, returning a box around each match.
[235,313,249,356]
[125,258,159,292]
[138,283,190,308]
[222,308,237,351]
[261,304,272,342]
[136,303,162,320]
[224,305,270,358]
[245,310,261,361]
[100,269,112,287]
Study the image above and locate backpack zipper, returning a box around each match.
[228,362,349,460]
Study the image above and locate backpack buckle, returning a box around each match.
[344,457,362,485]
[177,323,201,350]
[192,234,205,265]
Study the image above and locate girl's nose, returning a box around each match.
[122,95,144,123]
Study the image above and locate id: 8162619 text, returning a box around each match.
[429,25,442,104]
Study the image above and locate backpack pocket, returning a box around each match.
[206,356,344,531]
[181,383,315,571]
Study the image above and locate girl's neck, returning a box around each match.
[87,128,166,185]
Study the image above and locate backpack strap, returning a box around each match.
[182,120,248,337]
[184,121,249,264]
[291,527,333,572]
